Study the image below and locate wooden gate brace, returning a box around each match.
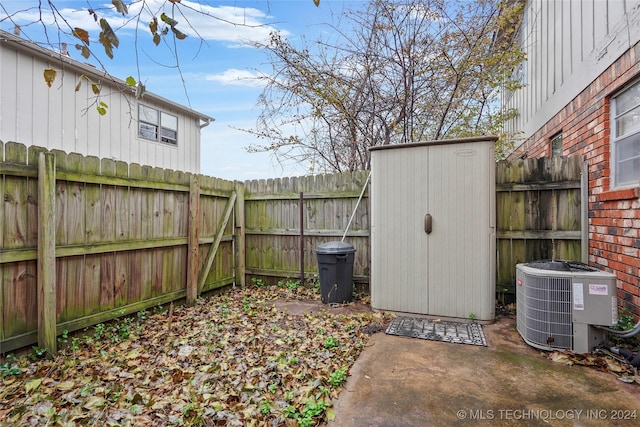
[197,190,237,294]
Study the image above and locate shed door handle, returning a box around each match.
[424,213,432,234]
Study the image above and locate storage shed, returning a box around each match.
[370,136,497,321]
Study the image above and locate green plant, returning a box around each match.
[278,278,301,290]
[117,318,132,340]
[610,308,640,347]
[93,323,106,340]
[315,385,331,399]
[182,402,204,425]
[615,308,636,331]
[284,404,298,418]
[57,329,69,345]
[137,308,149,322]
[323,336,339,349]
[284,398,330,427]
[268,383,278,393]
[328,367,347,387]
[251,277,266,287]
[241,297,256,315]
[29,346,47,360]
[218,302,230,318]
[0,355,22,377]
[468,312,477,321]
[308,275,320,291]
[259,400,271,415]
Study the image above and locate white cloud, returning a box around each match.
[3,0,287,47]
[205,68,266,87]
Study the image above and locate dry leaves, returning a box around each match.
[546,349,640,384]
[0,285,392,426]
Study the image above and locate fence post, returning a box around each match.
[38,152,56,355]
[186,175,200,305]
[234,181,245,287]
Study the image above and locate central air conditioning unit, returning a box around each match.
[516,260,618,354]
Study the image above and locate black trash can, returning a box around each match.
[316,241,356,304]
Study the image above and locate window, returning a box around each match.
[138,105,178,145]
[611,80,640,188]
[550,132,562,157]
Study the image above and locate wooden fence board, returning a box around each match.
[84,156,102,316]
[496,156,584,296]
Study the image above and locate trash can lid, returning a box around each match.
[316,241,356,254]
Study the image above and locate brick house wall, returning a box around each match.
[509,42,640,317]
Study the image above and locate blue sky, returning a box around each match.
[0,0,363,181]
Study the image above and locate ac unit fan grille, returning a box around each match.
[517,274,572,350]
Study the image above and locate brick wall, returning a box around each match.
[509,42,640,318]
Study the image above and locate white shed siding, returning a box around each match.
[0,31,209,173]
[370,138,496,321]
[505,0,640,142]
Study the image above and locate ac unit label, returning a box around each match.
[588,284,608,295]
[573,283,584,311]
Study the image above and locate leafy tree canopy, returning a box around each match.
[247,0,526,172]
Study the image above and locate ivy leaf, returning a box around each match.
[43,68,57,87]
[125,76,137,87]
[72,27,90,45]
[112,0,128,15]
[91,83,101,95]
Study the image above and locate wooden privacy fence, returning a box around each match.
[0,142,239,354]
[1,141,584,354]
[243,171,370,287]
[495,156,585,297]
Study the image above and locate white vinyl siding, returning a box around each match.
[504,0,640,143]
[611,80,640,188]
[0,31,204,173]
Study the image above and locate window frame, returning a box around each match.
[550,132,562,157]
[610,79,640,189]
[138,104,179,146]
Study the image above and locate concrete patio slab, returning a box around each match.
[327,317,640,426]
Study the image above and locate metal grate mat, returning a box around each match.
[385,317,487,347]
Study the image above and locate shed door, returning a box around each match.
[370,140,495,320]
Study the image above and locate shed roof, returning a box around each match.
[369,136,498,152]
